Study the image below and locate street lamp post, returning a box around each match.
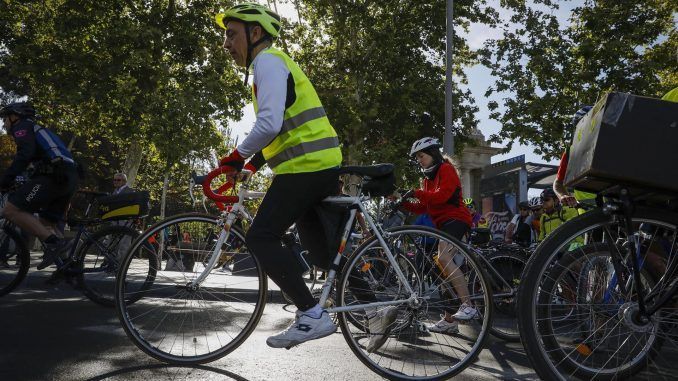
[444,0,454,155]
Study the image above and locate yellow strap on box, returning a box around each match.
[102,205,140,220]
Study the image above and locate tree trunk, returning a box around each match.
[123,140,144,187]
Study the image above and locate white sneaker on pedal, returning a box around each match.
[366,306,398,353]
[266,310,336,349]
[452,303,478,321]
[426,316,459,334]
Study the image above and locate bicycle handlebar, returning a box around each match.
[200,166,239,204]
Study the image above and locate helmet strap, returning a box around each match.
[243,23,272,86]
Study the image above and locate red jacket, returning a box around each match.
[402,162,472,228]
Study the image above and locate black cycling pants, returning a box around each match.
[8,166,78,223]
[246,167,339,311]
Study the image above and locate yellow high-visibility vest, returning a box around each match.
[253,48,342,174]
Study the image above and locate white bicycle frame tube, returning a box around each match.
[192,179,417,312]
[317,196,416,313]
[190,180,265,286]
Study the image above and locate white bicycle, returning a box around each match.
[114,164,494,380]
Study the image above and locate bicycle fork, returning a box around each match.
[190,210,238,287]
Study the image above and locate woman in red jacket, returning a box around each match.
[402,137,476,334]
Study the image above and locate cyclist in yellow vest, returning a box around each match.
[216,3,343,349]
[662,86,678,102]
[538,188,579,242]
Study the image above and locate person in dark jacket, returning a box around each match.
[0,102,78,270]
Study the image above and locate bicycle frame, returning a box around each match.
[317,196,416,313]
[469,245,519,300]
[594,198,678,317]
[191,176,417,313]
[191,184,265,286]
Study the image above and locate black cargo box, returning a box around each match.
[564,92,678,198]
[95,191,150,221]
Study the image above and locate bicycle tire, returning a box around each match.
[0,225,30,297]
[75,225,145,307]
[337,225,493,380]
[484,250,526,342]
[518,206,678,381]
[115,213,267,364]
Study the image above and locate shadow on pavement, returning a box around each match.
[86,363,251,381]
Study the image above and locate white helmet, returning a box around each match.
[528,196,542,209]
[409,137,441,156]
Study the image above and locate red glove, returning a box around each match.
[219,149,245,171]
[244,162,258,174]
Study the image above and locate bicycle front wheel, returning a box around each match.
[518,207,678,381]
[337,225,493,380]
[115,213,267,364]
[76,224,143,307]
[0,225,30,297]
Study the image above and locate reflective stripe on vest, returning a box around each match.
[267,136,340,168]
[279,106,327,135]
[253,48,342,174]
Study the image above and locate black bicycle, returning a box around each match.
[0,189,157,306]
[518,190,678,380]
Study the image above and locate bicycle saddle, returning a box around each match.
[339,163,393,178]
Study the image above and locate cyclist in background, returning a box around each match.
[538,188,578,242]
[0,102,78,269]
[463,198,483,228]
[528,196,543,239]
[402,137,475,334]
[504,201,533,246]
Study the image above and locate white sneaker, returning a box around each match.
[426,316,459,334]
[366,306,398,353]
[452,303,478,321]
[266,310,336,349]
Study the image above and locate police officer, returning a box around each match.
[0,102,78,269]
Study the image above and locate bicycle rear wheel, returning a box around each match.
[337,225,493,380]
[0,225,30,297]
[518,207,678,381]
[75,224,144,307]
[115,213,267,364]
[484,250,525,342]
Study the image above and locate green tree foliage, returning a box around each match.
[0,0,247,199]
[285,0,498,183]
[481,0,677,159]
[0,135,15,170]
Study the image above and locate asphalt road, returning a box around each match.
[1,266,538,381]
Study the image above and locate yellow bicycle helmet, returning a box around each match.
[215,2,282,38]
